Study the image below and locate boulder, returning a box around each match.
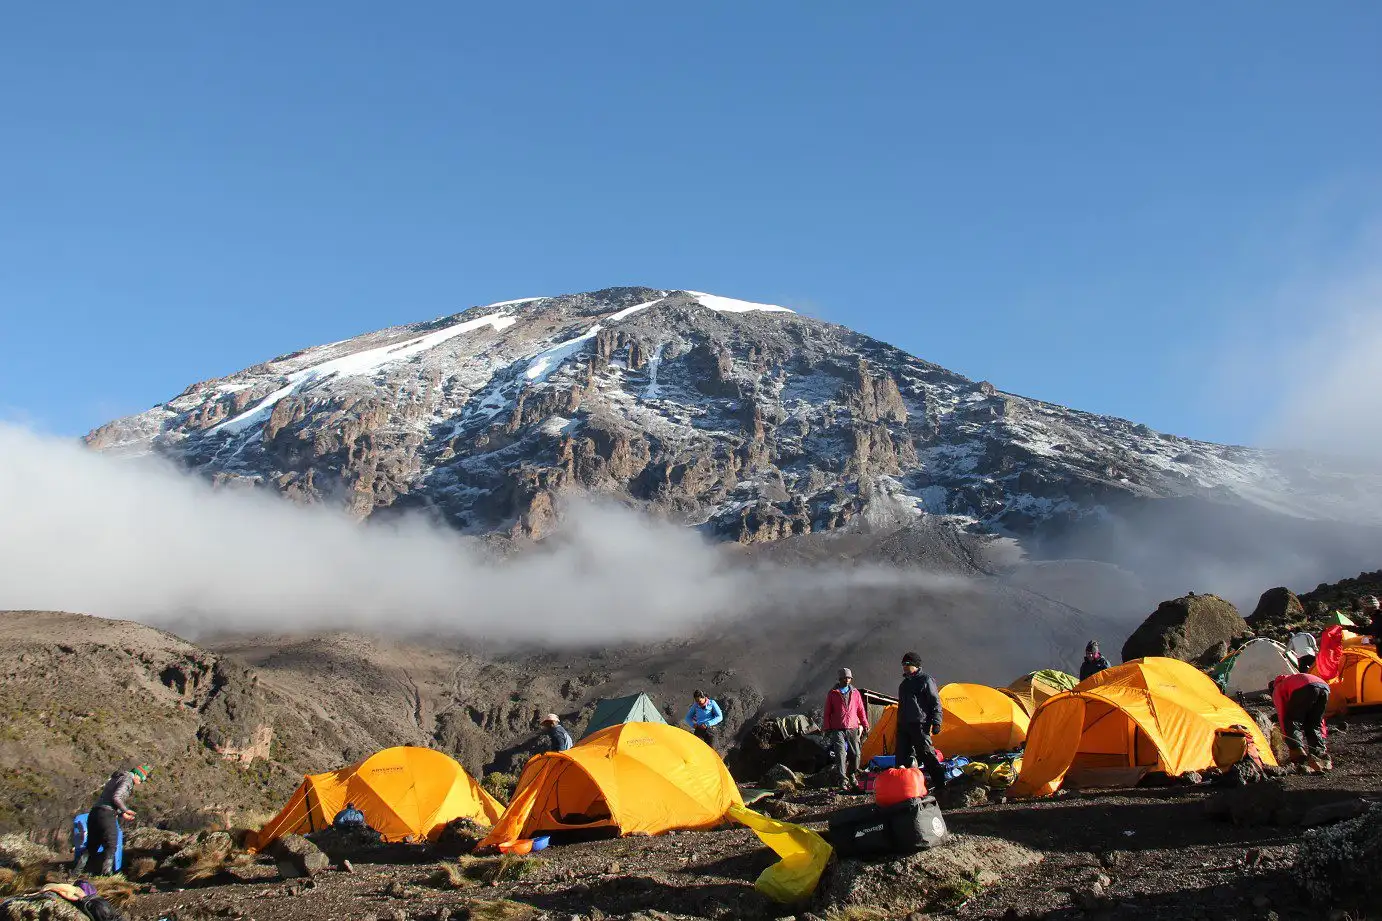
[267,833,330,879]
[1299,799,1368,828]
[1121,594,1252,665]
[1295,803,1382,909]
[823,834,1041,917]
[1249,587,1305,638]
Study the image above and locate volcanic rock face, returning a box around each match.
[1121,593,1253,664]
[86,287,1362,545]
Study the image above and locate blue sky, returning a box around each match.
[2,3,1379,443]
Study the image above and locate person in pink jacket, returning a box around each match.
[823,667,870,790]
[1270,672,1331,772]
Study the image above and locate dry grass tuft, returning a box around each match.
[464,899,537,921]
[453,854,543,886]
[824,909,891,921]
[773,778,802,796]
[427,861,475,891]
[0,860,53,896]
[92,873,138,907]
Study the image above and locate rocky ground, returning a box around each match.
[27,709,1365,921]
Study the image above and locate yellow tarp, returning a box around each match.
[477,722,742,849]
[1010,657,1278,798]
[860,683,1030,762]
[728,804,832,903]
[249,746,502,851]
[1324,646,1382,715]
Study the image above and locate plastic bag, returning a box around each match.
[727,804,833,903]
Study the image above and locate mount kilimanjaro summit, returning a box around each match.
[89,286,1379,608]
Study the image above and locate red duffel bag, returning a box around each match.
[874,767,927,806]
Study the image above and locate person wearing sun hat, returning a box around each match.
[73,763,151,875]
[537,714,572,752]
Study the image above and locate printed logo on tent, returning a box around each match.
[369,766,405,775]
[625,737,655,746]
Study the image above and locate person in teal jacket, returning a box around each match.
[685,689,724,752]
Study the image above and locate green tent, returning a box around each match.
[1331,611,1357,628]
[581,693,668,739]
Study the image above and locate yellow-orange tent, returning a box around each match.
[1003,670,1079,716]
[477,722,742,849]
[859,684,1030,763]
[249,747,502,851]
[1010,657,1277,798]
[1323,646,1382,715]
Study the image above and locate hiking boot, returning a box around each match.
[98,855,115,876]
[72,852,89,875]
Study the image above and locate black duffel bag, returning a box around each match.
[826,795,949,858]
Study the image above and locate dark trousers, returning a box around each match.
[75,806,119,875]
[1284,683,1329,757]
[693,725,719,752]
[894,720,946,791]
[827,728,862,783]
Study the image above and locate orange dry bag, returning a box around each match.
[874,767,927,806]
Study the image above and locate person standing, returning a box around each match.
[1359,595,1382,645]
[685,690,724,751]
[1270,673,1331,772]
[537,713,573,752]
[895,653,945,794]
[74,764,150,876]
[823,667,870,791]
[1079,641,1112,681]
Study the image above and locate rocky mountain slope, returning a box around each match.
[86,287,1374,548]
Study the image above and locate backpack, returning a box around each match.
[1211,726,1263,772]
[76,897,124,921]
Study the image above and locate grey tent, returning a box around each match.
[581,693,668,739]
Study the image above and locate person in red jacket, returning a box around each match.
[1270,673,1331,772]
[823,667,870,791]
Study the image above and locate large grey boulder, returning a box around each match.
[1121,593,1252,665]
[268,833,330,879]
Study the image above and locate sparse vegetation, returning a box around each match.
[452,854,543,886]
[463,899,537,921]
[426,861,474,890]
[482,771,520,803]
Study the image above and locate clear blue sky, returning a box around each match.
[2,3,1379,442]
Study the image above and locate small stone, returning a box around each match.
[1095,873,1112,889]
[385,880,409,898]
[342,859,354,874]
[1244,847,1263,867]
[436,911,451,921]
[607,860,621,874]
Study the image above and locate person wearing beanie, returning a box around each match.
[823,667,870,791]
[74,764,150,876]
[536,713,573,753]
[1080,641,1112,681]
[1359,596,1382,646]
[896,653,945,793]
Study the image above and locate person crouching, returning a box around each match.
[1270,673,1331,772]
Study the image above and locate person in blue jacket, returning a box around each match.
[685,689,724,751]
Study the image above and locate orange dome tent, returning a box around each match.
[477,722,741,850]
[249,747,502,851]
[1011,658,1276,798]
[859,683,1031,763]
[1321,646,1382,715]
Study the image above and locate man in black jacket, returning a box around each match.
[895,652,945,793]
[74,764,150,876]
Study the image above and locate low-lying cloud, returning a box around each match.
[0,423,965,642]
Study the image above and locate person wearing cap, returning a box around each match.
[537,714,573,753]
[1270,673,1331,772]
[823,667,870,791]
[1079,641,1112,681]
[74,764,150,876]
[896,653,945,793]
[685,690,724,751]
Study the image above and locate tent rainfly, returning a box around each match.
[478,722,742,849]
[581,693,667,739]
[860,683,1031,763]
[249,747,502,851]
[1010,658,1276,798]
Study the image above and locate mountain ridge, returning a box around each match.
[86,286,1372,550]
